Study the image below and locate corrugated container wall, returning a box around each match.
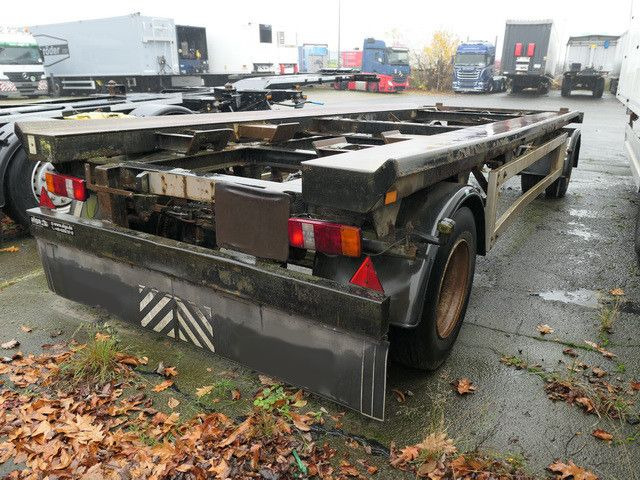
[617,3,640,115]
[564,36,620,72]
[501,20,560,76]
[30,14,180,77]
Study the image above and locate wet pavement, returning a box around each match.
[1,89,638,479]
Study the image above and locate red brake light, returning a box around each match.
[350,256,384,292]
[39,187,56,208]
[44,172,87,201]
[514,43,523,56]
[526,43,535,57]
[288,218,361,257]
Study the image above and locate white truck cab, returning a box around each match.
[0,28,48,98]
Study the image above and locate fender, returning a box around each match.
[314,182,485,329]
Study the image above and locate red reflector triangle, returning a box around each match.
[39,187,56,209]
[350,256,384,293]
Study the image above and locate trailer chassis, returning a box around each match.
[18,104,582,419]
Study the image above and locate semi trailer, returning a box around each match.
[501,19,560,94]
[561,35,621,98]
[452,41,505,93]
[616,2,640,261]
[17,103,582,418]
[0,71,373,228]
[336,38,410,93]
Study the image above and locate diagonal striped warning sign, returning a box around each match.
[137,285,214,351]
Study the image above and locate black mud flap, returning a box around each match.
[30,210,389,419]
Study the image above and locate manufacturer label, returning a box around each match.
[30,217,49,228]
[50,221,74,236]
[27,135,36,155]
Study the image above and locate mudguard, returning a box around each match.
[0,123,20,210]
[522,127,581,177]
[314,182,485,329]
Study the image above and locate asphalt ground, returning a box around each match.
[1,88,638,478]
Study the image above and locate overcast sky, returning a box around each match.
[3,0,633,55]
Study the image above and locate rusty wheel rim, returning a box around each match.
[435,238,471,339]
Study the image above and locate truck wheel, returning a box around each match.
[389,207,477,370]
[635,204,640,266]
[510,84,522,94]
[5,150,71,227]
[561,78,571,97]
[521,174,541,193]
[593,78,604,98]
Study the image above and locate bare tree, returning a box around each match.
[411,31,459,91]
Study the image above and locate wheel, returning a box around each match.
[487,81,494,93]
[561,78,571,97]
[635,204,640,265]
[510,84,522,94]
[367,82,379,93]
[389,207,477,370]
[546,131,580,199]
[129,104,192,117]
[593,78,604,98]
[521,174,541,193]
[539,81,550,95]
[5,149,71,227]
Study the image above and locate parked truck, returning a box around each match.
[561,35,621,98]
[17,102,581,418]
[501,19,560,94]
[0,27,48,98]
[336,38,410,92]
[616,3,640,261]
[29,14,228,95]
[452,41,505,93]
[298,44,329,73]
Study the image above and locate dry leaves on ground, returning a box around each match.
[453,378,476,395]
[591,429,613,442]
[1,339,19,350]
[0,246,19,253]
[548,460,599,479]
[584,340,616,359]
[152,380,174,392]
[609,288,624,296]
[537,324,554,335]
[19,326,31,333]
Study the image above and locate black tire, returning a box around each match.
[561,78,571,97]
[5,149,42,227]
[545,165,572,198]
[593,78,604,98]
[129,104,193,117]
[521,173,541,193]
[635,204,640,265]
[389,207,477,370]
[511,84,522,94]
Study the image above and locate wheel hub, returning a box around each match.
[435,238,471,339]
[31,162,72,208]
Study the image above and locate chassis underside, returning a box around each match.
[19,104,582,418]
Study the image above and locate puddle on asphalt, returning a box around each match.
[568,208,601,219]
[535,288,600,308]
[566,222,602,240]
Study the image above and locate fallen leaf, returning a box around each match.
[231,389,241,401]
[366,465,379,474]
[391,388,406,403]
[575,396,595,413]
[453,378,476,395]
[0,246,19,253]
[609,288,624,296]
[163,366,178,377]
[537,324,554,335]
[592,429,613,442]
[168,397,180,409]
[548,460,598,480]
[94,332,111,342]
[49,330,63,338]
[196,385,214,397]
[258,374,278,386]
[591,367,607,378]
[152,380,173,392]
[563,348,578,357]
[20,326,32,333]
[584,340,616,359]
[631,381,640,391]
[1,339,19,349]
[290,412,312,432]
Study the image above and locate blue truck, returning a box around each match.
[453,42,505,93]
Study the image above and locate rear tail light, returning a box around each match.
[514,43,523,56]
[288,218,361,257]
[526,43,535,57]
[44,172,87,201]
[39,187,56,208]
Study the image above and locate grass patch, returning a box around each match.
[599,298,620,338]
[60,331,122,385]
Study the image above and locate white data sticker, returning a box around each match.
[27,135,37,155]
